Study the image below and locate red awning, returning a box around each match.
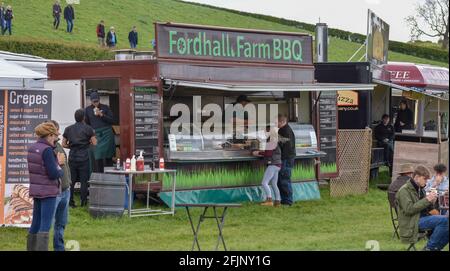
[380,62,449,90]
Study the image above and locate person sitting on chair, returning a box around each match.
[425,164,449,193]
[374,114,394,170]
[396,165,449,251]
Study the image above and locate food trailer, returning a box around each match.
[372,63,449,180]
[47,23,374,204]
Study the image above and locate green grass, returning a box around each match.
[1,185,442,251]
[0,0,447,67]
[1,167,447,251]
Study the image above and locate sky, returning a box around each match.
[185,0,434,42]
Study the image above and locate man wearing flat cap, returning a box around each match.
[84,91,115,172]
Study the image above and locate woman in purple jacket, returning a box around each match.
[26,122,65,251]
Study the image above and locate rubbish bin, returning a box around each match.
[88,173,126,218]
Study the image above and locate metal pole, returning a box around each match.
[129,173,133,218]
[417,99,425,137]
[171,172,176,215]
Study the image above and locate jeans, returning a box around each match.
[130,42,137,49]
[53,189,70,251]
[69,160,91,205]
[262,165,281,201]
[66,19,73,32]
[278,159,294,205]
[377,140,394,166]
[419,215,449,250]
[29,197,57,234]
[3,19,11,35]
[53,15,60,29]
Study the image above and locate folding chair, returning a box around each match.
[406,229,432,251]
[387,176,409,239]
[387,191,400,239]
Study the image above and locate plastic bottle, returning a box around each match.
[159,157,165,170]
[130,155,136,171]
[116,158,121,170]
[125,158,131,172]
[137,151,144,171]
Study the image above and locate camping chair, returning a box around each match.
[387,191,400,239]
[387,176,410,239]
[406,229,433,251]
[391,198,433,251]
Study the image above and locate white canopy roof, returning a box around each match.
[0,58,47,79]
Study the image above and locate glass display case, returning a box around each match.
[165,123,322,161]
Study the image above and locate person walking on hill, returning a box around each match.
[63,3,75,33]
[106,26,117,48]
[128,26,138,49]
[52,0,62,30]
[2,5,13,35]
[96,20,106,47]
[0,2,6,34]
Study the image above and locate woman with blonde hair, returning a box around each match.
[253,126,282,207]
[26,122,65,251]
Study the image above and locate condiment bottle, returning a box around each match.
[125,158,131,172]
[137,151,144,171]
[116,158,121,170]
[159,157,165,170]
[130,155,136,171]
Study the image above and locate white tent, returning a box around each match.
[0,58,47,89]
[0,58,47,79]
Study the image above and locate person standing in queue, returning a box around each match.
[277,114,296,206]
[27,122,64,251]
[63,109,97,207]
[394,100,414,133]
[84,92,115,173]
[47,120,71,251]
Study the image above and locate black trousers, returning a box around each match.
[93,158,113,173]
[69,160,91,205]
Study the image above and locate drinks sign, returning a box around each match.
[156,23,313,65]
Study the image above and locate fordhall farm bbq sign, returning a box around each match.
[156,23,313,65]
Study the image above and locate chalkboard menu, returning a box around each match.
[134,87,160,162]
[318,91,338,177]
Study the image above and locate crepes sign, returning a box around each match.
[156,23,313,65]
[0,89,52,227]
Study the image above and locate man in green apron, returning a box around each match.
[85,92,116,172]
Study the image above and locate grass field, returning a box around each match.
[0,0,447,67]
[1,167,446,251]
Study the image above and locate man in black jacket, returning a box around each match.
[374,114,394,170]
[394,100,413,132]
[277,114,296,206]
[128,26,138,49]
[63,4,75,33]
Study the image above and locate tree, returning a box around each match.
[406,0,449,50]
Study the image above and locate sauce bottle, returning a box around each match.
[137,151,145,171]
[125,158,131,172]
[159,157,165,170]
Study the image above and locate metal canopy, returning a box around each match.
[373,78,449,101]
[164,79,374,92]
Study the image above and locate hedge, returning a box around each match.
[182,1,449,63]
[0,37,114,61]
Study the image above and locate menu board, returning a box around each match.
[1,89,52,226]
[317,91,338,177]
[134,87,160,162]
